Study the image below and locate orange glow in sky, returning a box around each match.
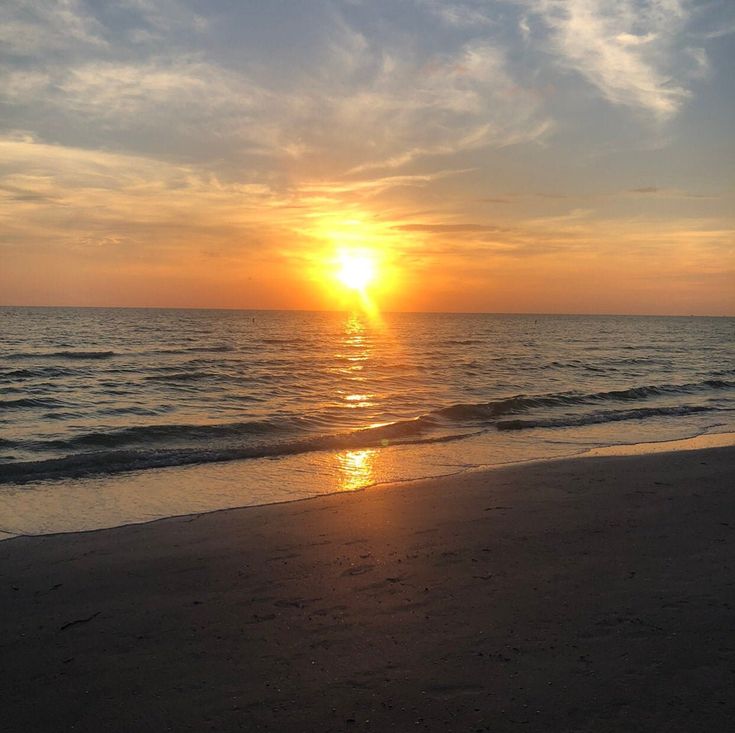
[0,2,733,315]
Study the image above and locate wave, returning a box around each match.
[710,368,735,378]
[35,419,290,451]
[9,396,725,484]
[496,405,715,431]
[98,405,170,417]
[442,338,484,346]
[6,376,732,454]
[429,379,735,424]
[21,411,441,453]
[589,380,734,400]
[260,337,304,345]
[4,350,117,361]
[0,366,79,380]
[1,422,468,484]
[151,345,233,354]
[144,371,215,382]
[547,360,608,373]
[0,397,68,410]
[1,374,732,484]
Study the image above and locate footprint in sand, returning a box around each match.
[342,564,375,576]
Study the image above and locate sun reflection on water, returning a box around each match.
[335,448,376,492]
[332,315,382,490]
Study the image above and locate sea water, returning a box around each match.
[1,307,733,535]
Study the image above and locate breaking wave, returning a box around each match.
[1,375,732,484]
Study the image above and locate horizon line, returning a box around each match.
[1,304,732,318]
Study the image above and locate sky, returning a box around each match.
[1,0,733,314]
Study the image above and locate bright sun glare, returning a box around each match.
[336,250,376,292]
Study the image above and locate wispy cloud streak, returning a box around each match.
[529,0,700,120]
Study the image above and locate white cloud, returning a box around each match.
[296,38,551,173]
[0,133,289,255]
[1,23,551,177]
[0,0,107,54]
[118,0,207,33]
[56,58,267,120]
[417,0,495,28]
[530,0,701,120]
[0,0,207,57]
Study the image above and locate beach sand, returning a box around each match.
[2,446,734,732]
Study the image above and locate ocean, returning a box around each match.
[1,307,733,536]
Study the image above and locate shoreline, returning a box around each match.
[2,430,734,542]
[2,444,734,731]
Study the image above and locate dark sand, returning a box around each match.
[2,447,734,732]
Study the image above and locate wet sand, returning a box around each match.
[2,447,734,732]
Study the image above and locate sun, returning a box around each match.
[335,250,376,292]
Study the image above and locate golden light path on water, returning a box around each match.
[335,448,377,492]
[331,312,379,491]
